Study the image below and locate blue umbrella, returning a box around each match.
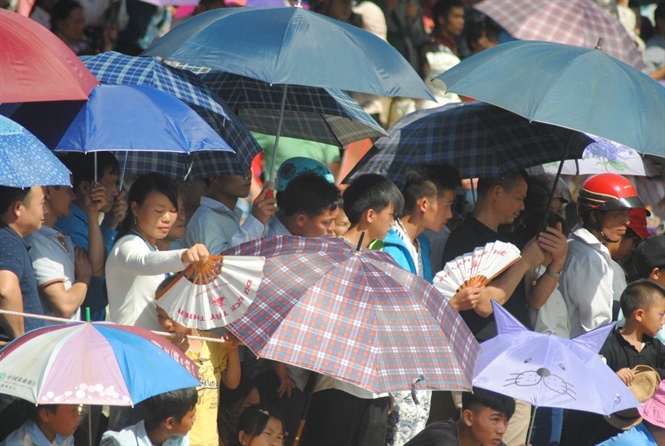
[142,7,433,100]
[437,40,665,156]
[7,84,236,181]
[474,301,639,444]
[344,102,593,185]
[0,115,71,188]
[81,51,262,176]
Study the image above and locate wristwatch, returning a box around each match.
[544,268,562,279]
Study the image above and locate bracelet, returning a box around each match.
[544,268,562,279]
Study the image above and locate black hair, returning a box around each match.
[476,171,529,199]
[620,279,665,320]
[116,173,179,240]
[432,0,464,23]
[142,387,199,430]
[0,186,31,216]
[235,403,283,445]
[401,164,461,213]
[57,152,120,190]
[463,387,516,420]
[50,0,84,32]
[29,404,60,422]
[276,173,341,218]
[343,174,404,227]
[156,274,179,296]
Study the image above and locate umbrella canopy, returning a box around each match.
[474,0,646,70]
[533,136,664,177]
[176,66,388,146]
[0,322,200,406]
[7,84,237,181]
[437,40,665,155]
[81,51,262,175]
[343,102,593,185]
[0,115,71,188]
[222,235,480,394]
[142,7,433,100]
[474,301,639,415]
[0,10,98,103]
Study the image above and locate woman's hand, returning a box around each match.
[181,244,210,267]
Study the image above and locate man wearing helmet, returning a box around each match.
[560,173,645,338]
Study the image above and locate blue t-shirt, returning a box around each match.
[596,423,656,446]
[0,224,45,339]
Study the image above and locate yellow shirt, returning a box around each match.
[186,331,228,446]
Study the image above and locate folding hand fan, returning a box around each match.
[156,255,265,329]
[433,241,521,298]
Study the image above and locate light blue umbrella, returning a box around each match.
[0,115,71,188]
[437,40,665,156]
[142,7,433,100]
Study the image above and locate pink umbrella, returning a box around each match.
[474,0,646,70]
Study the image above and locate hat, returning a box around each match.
[633,235,665,279]
[627,208,650,240]
[605,365,660,430]
[275,157,335,192]
[639,379,665,429]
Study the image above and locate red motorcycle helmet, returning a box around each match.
[577,173,644,216]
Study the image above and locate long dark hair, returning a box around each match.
[115,173,179,241]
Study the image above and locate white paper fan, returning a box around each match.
[433,241,521,298]
[156,255,265,330]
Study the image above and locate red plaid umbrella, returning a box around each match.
[222,235,480,394]
[474,0,646,70]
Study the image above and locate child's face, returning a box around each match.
[245,416,284,446]
[170,406,196,437]
[42,404,81,439]
[640,298,665,337]
[333,211,351,236]
[156,307,187,333]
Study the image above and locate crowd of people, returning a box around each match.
[1,0,665,445]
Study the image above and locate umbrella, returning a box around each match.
[156,255,266,330]
[222,235,480,394]
[0,10,98,103]
[474,301,639,443]
[141,6,432,179]
[473,0,646,70]
[437,40,665,156]
[532,136,664,177]
[81,51,262,176]
[0,321,200,406]
[142,7,432,100]
[172,65,388,146]
[0,115,71,188]
[343,102,593,185]
[6,84,236,182]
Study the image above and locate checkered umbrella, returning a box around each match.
[193,70,388,147]
[222,235,480,394]
[474,0,646,70]
[81,52,262,178]
[344,102,593,185]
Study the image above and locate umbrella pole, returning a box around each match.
[525,405,537,446]
[119,152,128,191]
[94,152,98,183]
[88,405,93,446]
[540,136,571,232]
[267,84,289,184]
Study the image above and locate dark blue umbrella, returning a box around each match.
[344,102,593,185]
[142,7,432,100]
[0,115,71,188]
[80,51,261,176]
[177,66,388,146]
[437,40,665,156]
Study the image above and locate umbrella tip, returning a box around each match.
[595,38,604,51]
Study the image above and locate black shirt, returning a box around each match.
[442,216,531,341]
[599,327,665,380]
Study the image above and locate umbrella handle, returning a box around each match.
[526,405,537,446]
